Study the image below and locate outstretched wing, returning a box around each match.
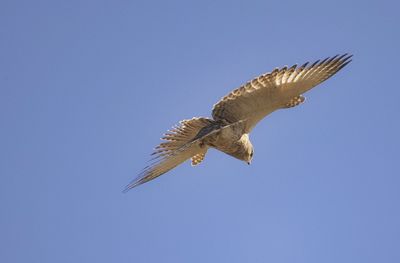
[212,54,352,131]
[123,119,246,191]
[123,118,213,191]
[123,141,203,191]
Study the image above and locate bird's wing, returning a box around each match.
[123,140,202,191]
[123,117,213,191]
[123,119,244,191]
[212,54,352,131]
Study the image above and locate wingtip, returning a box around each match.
[122,175,146,193]
[338,53,353,67]
[122,183,134,193]
[122,181,141,193]
[340,53,353,62]
[337,60,352,71]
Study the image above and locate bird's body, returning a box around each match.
[124,54,352,191]
[196,119,252,163]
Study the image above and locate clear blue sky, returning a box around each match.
[1,0,399,262]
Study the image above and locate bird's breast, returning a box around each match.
[204,126,243,154]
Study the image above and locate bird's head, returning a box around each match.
[238,134,254,165]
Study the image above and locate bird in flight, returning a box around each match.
[124,54,352,191]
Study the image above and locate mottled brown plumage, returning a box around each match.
[124,54,352,191]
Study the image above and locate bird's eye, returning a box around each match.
[250,150,254,157]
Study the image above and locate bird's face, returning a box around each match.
[244,144,254,165]
[240,134,254,165]
[247,147,254,165]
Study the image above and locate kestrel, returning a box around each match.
[124,54,352,191]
